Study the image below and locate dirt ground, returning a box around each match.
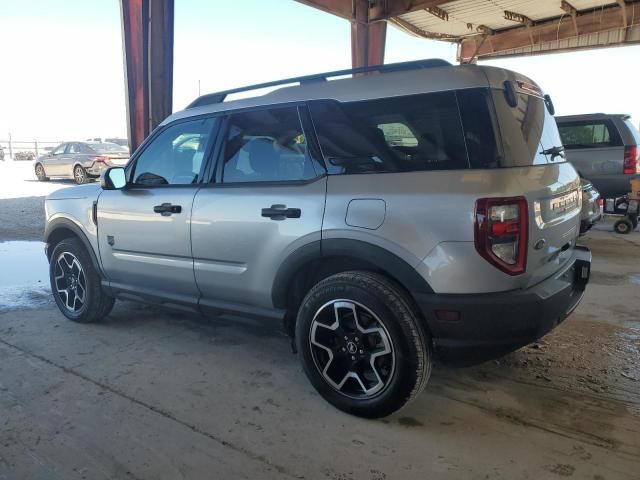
[0,161,639,479]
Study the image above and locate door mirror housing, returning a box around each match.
[101,167,127,190]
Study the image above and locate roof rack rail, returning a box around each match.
[186,58,452,109]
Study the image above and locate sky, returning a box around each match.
[0,0,639,143]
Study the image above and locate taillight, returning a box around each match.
[475,197,528,275]
[95,156,109,163]
[623,145,638,174]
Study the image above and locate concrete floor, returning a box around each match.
[1,161,639,479]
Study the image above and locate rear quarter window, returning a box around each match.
[308,92,470,174]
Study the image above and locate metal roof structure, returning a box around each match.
[119,0,638,151]
[296,0,640,62]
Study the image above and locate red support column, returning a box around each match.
[120,0,174,152]
[351,0,387,68]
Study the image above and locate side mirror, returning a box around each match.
[101,167,127,190]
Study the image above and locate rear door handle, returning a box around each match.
[153,203,182,216]
[261,204,301,220]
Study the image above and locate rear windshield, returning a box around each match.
[623,118,640,145]
[490,88,565,166]
[90,143,128,153]
[308,89,500,174]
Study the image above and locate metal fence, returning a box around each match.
[0,138,62,161]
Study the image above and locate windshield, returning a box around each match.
[89,142,128,153]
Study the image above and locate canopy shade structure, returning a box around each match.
[296,0,640,63]
[119,0,638,151]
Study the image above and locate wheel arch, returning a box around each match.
[272,239,434,321]
[45,218,104,277]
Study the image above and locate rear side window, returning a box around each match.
[220,106,317,183]
[558,120,623,149]
[67,143,80,154]
[80,144,95,154]
[309,92,469,174]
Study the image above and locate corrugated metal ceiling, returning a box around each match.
[396,0,621,38]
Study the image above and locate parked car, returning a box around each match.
[35,141,129,184]
[44,60,591,418]
[556,113,640,198]
[580,178,602,234]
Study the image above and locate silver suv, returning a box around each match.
[556,113,640,198]
[44,60,592,418]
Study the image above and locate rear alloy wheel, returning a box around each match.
[309,300,395,399]
[49,238,115,322]
[296,271,431,418]
[35,163,49,181]
[74,165,89,184]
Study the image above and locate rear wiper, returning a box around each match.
[540,145,565,160]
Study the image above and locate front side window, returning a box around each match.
[309,92,469,174]
[221,106,316,183]
[558,121,622,149]
[67,143,80,154]
[52,144,66,155]
[132,117,217,186]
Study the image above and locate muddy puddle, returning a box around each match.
[465,316,640,405]
[0,241,52,312]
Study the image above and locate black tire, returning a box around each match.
[35,163,49,181]
[49,238,115,323]
[73,165,89,184]
[296,271,431,418]
[614,219,633,234]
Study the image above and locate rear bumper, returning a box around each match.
[580,213,602,234]
[588,174,639,199]
[414,246,591,364]
[86,163,108,176]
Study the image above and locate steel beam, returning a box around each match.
[351,0,387,68]
[120,0,174,152]
[459,2,640,61]
[294,0,451,22]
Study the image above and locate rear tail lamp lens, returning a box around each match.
[475,197,528,275]
[95,156,109,163]
[623,145,638,174]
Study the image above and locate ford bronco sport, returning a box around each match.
[44,59,591,418]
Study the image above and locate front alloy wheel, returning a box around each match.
[49,238,115,322]
[53,252,87,313]
[35,163,48,181]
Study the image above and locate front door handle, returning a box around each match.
[261,204,301,220]
[153,203,182,216]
